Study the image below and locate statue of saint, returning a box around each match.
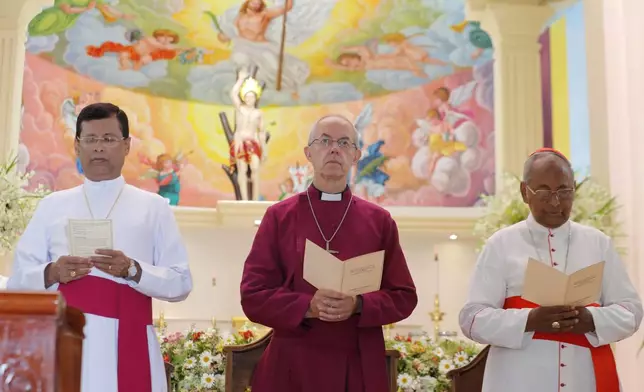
[230,69,267,200]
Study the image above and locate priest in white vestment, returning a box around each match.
[7,103,193,392]
[460,148,642,392]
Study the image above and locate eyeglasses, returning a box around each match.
[526,185,574,202]
[309,137,356,150]
[77,136,125,148]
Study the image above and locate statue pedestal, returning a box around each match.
[172,202,484,237]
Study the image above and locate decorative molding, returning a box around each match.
[173,202,484,238]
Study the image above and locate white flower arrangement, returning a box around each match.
[386,334,482,391]
[473,172,622,250]
[159,323,258,392]
[0,156,49,255]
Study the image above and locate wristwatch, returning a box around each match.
[126,259,138,279]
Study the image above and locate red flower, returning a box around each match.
[192,332,202,341]
[163,354,170,362]
[241,330,254,340]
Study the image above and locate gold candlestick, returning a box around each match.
[383,323,395,339]
[155,311,167,333]
[211,316,217,329]
[429,294,445,341]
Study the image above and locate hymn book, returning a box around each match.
[67,219,114,258]
[521,258,605,306]
[303,239,385,295]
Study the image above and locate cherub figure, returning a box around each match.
[230,68,268,201]
[61,91,101,175]
[86,29,192,70]
[28,0,134,37]
[326,34,445,77]
[140,152,189,205]
[431,86,475,128]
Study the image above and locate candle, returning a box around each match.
[434,252,440,297]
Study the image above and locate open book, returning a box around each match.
[521,258,605,306]
[303,239,384,295]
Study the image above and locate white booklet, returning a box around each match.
[67,219,113,258]
[521,258,605,306]
[303,239,384,295]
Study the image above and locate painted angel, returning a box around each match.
[431,81,478,127]
[27,0,134,37]
[139,151,190,206]
[86,28,197,71]
[348,103,390,201]
[61,92,100,174]
[205,0,339,98]
[327,34,445,77]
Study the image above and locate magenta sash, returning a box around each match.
[59,275,153,392]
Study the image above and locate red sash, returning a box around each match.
[504,296,619,392]
[59,275,153,392]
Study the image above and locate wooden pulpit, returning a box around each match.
[446,345,490,392]
[0,291,85,392]
[222,330,401,392]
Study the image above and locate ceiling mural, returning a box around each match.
[25,0,493,107]
[20,0,495,207]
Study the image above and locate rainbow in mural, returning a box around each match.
[20,0,495,207]
[540,1,590,178]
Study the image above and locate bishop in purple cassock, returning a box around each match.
[240,115,418,392]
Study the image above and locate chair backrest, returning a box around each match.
[446,345,490,392]
[0,291,85,392]
[223,330,400,392]
[164,362,174,391]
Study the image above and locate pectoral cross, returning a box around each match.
[325,241,339,254]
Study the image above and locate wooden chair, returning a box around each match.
[164,362,174,391]
[0,291,85,392]
[223,330,401,392]
[446,345,490,392]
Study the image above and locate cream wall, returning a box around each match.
[150,226,478,336]
[0,223,479,337]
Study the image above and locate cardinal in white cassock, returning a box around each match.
[7,103,193,392]
[459,148,642,392]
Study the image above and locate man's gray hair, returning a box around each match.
[307,115,359,144]
[522,151,573,183]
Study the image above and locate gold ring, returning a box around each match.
[70,270,76,278]
[552,321,561,329]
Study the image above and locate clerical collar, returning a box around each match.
[309,185,350,202]
[526,213,570,235]
[83,175,126,191]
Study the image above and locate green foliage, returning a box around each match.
[473,173,623,251]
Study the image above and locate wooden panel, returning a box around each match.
[0,291,85,392]
[447,345,490,392]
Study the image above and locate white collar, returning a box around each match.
[83,175,126,192]
[321,192,342,201]
[526,213,571,235]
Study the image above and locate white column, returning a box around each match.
[603,0,644,390]
[0,24,26,163]
[466,1,553,188]
[583,0,611,188]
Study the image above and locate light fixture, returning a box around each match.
[449,234,458,240]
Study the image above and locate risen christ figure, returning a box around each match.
[217,0,309,99]
[230,69,267,200]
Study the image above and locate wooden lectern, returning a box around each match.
[222,330,401,392]
[0,291,85,392]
